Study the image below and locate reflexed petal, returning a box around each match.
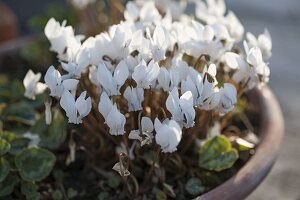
[60,90,77,123]
[114,60,129,86]
[141,117,153,133]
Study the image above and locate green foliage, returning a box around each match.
[1,102,37,126]
[52,189,63,200]
[8,137,30,155]
[31,109,67,149]
[21,181,41,200]
[0,158,10,182]
[67,188,78,199]
[156,190,167,200]
[0,79,24,103]
[98,192,109,200]
[199,135,238,171]
[0,138,10,156]
[0,174,19,197]
[15,147,56,182]
[108,174,121,189]
[185,178,205,197]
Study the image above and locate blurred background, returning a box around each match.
[0,0,299,199]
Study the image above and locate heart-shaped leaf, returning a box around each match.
[199,135,238,171]
[15,147,56,181]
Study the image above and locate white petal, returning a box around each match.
[180,91,194,110]
[62,79,79,91]
[128,130,141,141]
[97,62,117,96]
[60,90,77,123]
[166,88,181,121]
[146,60,160,83]
[141,117,154,133]
[247,47,263,66]
[203,25,214,41]
[98,92,113,119]
[224,52,239,70]
[23,70,41,88]
[114,60,129,86]
[106,105,126,136]
[154,118,162,132]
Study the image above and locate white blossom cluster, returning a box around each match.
[23,0,272,153]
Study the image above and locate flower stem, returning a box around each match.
[143,148,160,184]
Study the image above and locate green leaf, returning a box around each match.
[97,192,109,200]
[1,102,37,125]
[108,174,121,189]
[185,178,205,197]
[52,189,63,200]
[0,174,19,197]
[199,135,238,171]
[0,80,24,103]
[31,109,67,149]
[0,138,10,156]
[15,147,56,181]
[8,137,30,155]
[21,181,40,200]
[0,158,10,182]
[156,191,167,200]
[67,188,78,199]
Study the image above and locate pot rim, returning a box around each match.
[196,85,284,200]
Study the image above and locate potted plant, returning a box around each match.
[0,0,283,199]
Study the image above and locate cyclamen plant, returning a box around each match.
[22,0,272,198]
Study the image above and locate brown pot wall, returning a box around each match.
[0,2,19,43]
[196,85,284,200]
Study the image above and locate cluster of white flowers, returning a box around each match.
[23,0,272,153]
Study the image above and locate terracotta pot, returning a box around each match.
[196,85,284,200]
[0,2,19,42]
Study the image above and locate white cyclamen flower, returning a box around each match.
[23,70,47,100]
[245,44,270,83]
[217,83,237,113]
[154,118,182,153]
[129,117,154,146]
[198,64,220,110]
[224,52,249,83]
[139,1,161,23]
[166,87,195,128]
[246,29,272,61]
[148,25,170,62]
[96,61,129,96]
[124,1,140,21]
[44,18,74,55]
[98,92,126,135]
[61,49,90,77]
[157,67,179,92]
[60,90,92,124]
[123,86,144,112]
[44,66,79,97]
[132,60,160,89]
[181,68,203,106]
[107,24,133,60]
